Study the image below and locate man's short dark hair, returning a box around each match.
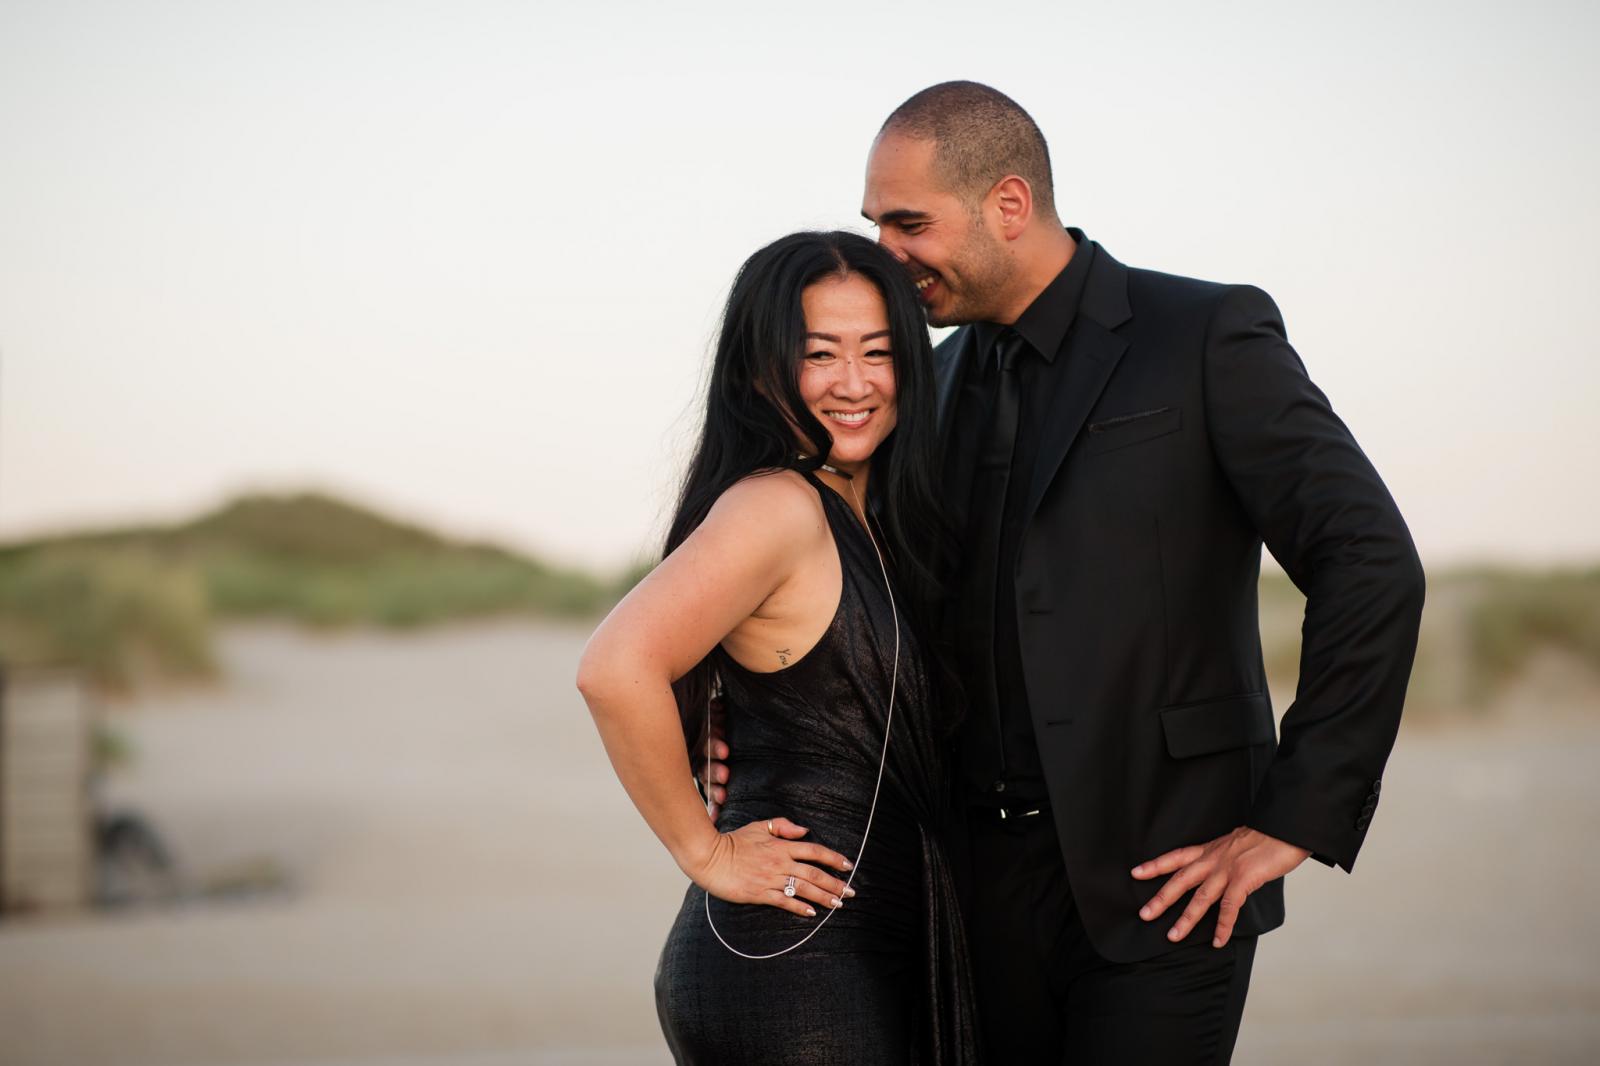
[879,81,1056,220]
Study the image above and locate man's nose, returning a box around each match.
[875,232,909,263]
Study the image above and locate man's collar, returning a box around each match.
[975,227,1095,364]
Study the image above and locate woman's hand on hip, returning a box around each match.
[689,817,856,918]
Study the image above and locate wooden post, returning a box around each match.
[0,668,94,914]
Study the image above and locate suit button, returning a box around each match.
[1361,801,1377,816]
[993,781,1007,793]
[1355,815,1371,831]
[1372,780,1382,795]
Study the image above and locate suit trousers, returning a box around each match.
[965,808,1256,1064]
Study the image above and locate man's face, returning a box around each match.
[862,132,1012,327]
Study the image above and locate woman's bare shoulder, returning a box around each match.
[702,469,828,551]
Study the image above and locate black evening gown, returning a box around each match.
[654,472,979,1065]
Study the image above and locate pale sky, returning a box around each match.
[1,0,1596,572]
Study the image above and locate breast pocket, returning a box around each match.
[1080,406,1181,457]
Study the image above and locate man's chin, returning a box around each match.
[919,288,986,328]
[925,306,976,328]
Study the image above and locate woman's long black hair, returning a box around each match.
[664,230,954,742]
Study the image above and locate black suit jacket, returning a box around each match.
[937,234,1426,963]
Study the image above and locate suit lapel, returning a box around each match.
[1021,243,1133,526]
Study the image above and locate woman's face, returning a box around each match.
[798,273,898,473]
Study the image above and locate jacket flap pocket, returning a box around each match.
[1160,692,1275,758]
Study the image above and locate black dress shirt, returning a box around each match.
[949,232,1097,804]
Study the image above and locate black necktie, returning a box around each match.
[961,328,1026,788]
[976,329,1025,485]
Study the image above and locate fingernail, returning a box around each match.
[1168,928,1181,941]
[829,897,841,909]
[1132,865,1144,876]
[805,906,816,917]
[1139,906,1151,920]
[842,859,854,869]
[843,887,856,898]
[1213,937,1223,948]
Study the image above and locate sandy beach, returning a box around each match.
[1,621,1596,1065]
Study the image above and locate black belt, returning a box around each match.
[968,802,1050,823]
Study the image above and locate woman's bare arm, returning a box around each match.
[575,472,854,915]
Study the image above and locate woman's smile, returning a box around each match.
[799,272,899,475]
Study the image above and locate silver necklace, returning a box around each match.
[702,465,900,959]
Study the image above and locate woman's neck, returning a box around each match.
[814,461,870,526]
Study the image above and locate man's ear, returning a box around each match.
[989,175,1034,241]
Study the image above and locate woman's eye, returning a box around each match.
[865,349,894,361]
[804,351,833,361]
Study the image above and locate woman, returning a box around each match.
[576,230,976,1064]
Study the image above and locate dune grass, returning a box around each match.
[0,492,625,689]
[0,547,216,692]
[1255,566,1600,714]
[2,494,1595,710]
[1462,567,1600,698]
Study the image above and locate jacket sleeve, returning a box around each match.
[1201,284,1426,872]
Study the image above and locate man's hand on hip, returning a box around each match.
[689,696,731,819]
[1132,827,1309,948]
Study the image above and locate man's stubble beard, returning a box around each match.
[930,220,1015,328]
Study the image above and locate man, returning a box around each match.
[707,81,1425,1062]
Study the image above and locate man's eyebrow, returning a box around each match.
[864,209,929,226]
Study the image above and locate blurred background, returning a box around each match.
[1,1,1596,1063]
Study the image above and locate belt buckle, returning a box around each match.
[997,805,1044,820]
